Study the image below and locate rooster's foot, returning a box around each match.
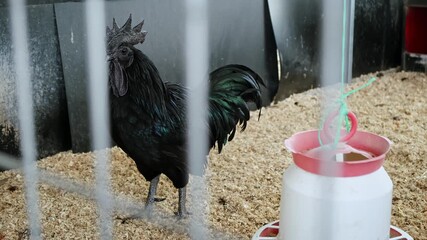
[174,209,192,220]
[116,215,139,224]
[154,197,166,202]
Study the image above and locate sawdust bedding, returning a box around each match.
[0,69,426,239]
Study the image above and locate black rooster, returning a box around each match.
[107,15,264,217]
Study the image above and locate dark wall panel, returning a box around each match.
[0,4,70,161]
[269,0,404,101]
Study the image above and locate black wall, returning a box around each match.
[269,0,404,100]
[0,4,71,160]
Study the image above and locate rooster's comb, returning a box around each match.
[106,14,147,50]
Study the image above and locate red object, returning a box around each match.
[253,221,413,239]
[258,221,279,237]
[284,130,392,177]
[405,6,427,54]
[322,111,358,143]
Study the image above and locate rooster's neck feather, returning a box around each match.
[126,48,169,118]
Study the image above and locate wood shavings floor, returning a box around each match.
[0,70,426,239]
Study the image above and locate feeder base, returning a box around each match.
[252,220,413,240]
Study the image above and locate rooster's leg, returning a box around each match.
[145,175,165,214]
[176,187,189,218]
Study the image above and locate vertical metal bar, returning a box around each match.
[319,0,341,238]
[185,0,209,238]
[320,0,355,146]
[8,0,42,238]
[321,0,345,88]
[85,1,112,239]
[318,0,355,238]
[346,0,356,83]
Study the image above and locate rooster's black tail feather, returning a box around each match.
[208,64,264,153]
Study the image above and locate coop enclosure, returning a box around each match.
[0,0,425,239]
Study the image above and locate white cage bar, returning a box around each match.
[85,0,113,239]
[8,0,42,238]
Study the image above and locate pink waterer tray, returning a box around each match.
[252,220,414,240]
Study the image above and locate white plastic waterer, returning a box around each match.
[279,112,393,240]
